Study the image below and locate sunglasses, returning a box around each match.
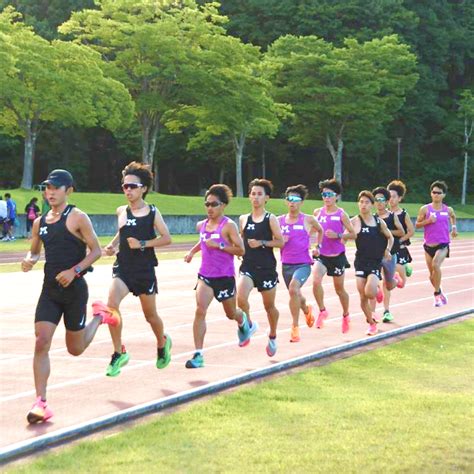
[204,201,222,208]
[431,191,444,195]
[321,191,337,198]
[375,197,387,202]
[286,195,303,203]
[122,183,144,190]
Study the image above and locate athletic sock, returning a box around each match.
[434,290,441,296]
[195,350,203,356]
[269,335,276,340]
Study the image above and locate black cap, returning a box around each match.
[42,169,74,188]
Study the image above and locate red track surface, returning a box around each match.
[1,239,473,452]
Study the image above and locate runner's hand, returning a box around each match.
[21,258,35,272]
[184,253,193,263]
[247,239,262,249]
[104,244,116,256]
[55,269,75,287]
[127,237,140,249]
[205,239,219,249]
[383,249,391,261]
[325,229,338,239]
[451,227,458,238]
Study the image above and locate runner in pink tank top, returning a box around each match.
[312,179,356,333]
[184,184,254,369]
[278,185,322,343]
[416,180,457,307]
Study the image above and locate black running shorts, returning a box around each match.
[424,243,450,259]
[197,274,236,302]
[354,258,382,280]
[239,265,279,292]
[113,263,158,297]
[314,253,350,277]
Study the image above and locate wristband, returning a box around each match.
[139,240,146,252]
[337,232,343,239]
[452,225,457,228]
[74,266,82,278]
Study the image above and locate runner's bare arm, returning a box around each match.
[343,216,359,241]
[267,214,285,248]
[21,218,43,272]
[400,211,415,242]
[380,219,394,259]
[415,205,432,228]
[220,221,245,256]
[448,207,457,238]
[307,215,323,246]
[392,213,405,237]
[184,220,204,262]
[341,212,356,240]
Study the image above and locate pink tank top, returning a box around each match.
[278,213,312,265]
[424,204,450,245]
[199,216,235,278]
[317,207,346,256]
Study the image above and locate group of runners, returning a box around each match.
[21,163,457,423]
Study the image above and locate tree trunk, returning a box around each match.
[141,115,160,192]
[461,116,473,205]
[233,132,246,197]
[20,119,38,189]
[261,141,266,178]
[219,167,225,183]
[326,133,343,184]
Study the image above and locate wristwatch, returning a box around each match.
[219,242,225,250]
[139,240,146,252]
[74,266,82,278]
[261,240,267,248]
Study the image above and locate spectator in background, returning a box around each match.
[25,197,41,239]
[41,190,50,215]
[0,196,7,239]
[3,193,17,241]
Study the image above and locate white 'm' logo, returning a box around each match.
[247,223,255,230]
[218,289,229,299]
[319,216,327,223]
[280,225,290,233]
[334,267,342,275]
[262,280,273,288]
[126,218,137,226]
[39,226,48,235]
[362,227,369,233]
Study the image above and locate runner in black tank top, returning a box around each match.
[349,191,393,337]
[237,179,284,357]
[92,162,173,377]
[21,169,116,424]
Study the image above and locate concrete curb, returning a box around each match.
[1,308,472,464]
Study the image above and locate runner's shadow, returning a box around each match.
[160,389,177,397]
[188,380,209,387]
[108,400,135,410]
[26,421,55,434]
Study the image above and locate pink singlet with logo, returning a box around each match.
[424,204,450,245]
[317,207,346,256]
[199,216,235,278]
[278,214,312,265]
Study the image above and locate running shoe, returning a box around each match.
[342,314,350,334]
[92,301,120,327]
[185,352,204,368]
[383,310,394,323]
[156,334,172,369]
[290,325,300,342]
[27,397,53,424]
[304,305,315,328]
[316,309,328,329]
[106,346,129,377]
[238,314,259,347]
[266,338,277,357]
[440,292,448,306]
[394,273,405,289]
[366,323,378,336]
[434,295,443,307]
[376,286,384,303]
[405,264,413,277]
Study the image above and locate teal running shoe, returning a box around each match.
[266,338,277,357]
[156,334,172,369]
[106,346,129,377]
[238,313,259,347]
[383,310,394,323]
[185,352,204,369]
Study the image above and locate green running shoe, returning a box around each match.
[106,347,129,377]
[156,334,172,369]
[185,352,204,369]
[405,264,413,277]
[383,310,394,323]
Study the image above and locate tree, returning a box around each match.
[265,34,418,185]
[60,0,230,189]
[459,90,474,205]
[166,34,289,196]
[0,7,134,189]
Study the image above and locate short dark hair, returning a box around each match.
[372,186,390,201]
[358,190,375,204]
[285,184,308,200]
[122,161,153,197]
[387,180,407,198]
[430,180,447,193]
[318,178,342,195]
[205,184,233,205]
[5,193,11,199]
[248,178,273,196]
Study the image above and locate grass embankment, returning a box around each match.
[8,319,474,473]
[2,188,474,218]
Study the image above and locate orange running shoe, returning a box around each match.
[304,305,315,328]
[290,326,300,343]
[92,301,120,327]
[27,397,53,424]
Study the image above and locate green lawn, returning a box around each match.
[8,319,473,473]
[2,188,474,217]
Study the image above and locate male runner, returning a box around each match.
[22,169,118,423]
[94,162,172,376]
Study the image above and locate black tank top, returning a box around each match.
[382,212,400,255]
[355,215,387,261]
[39,205,87,282]
[116,205,158,269]
[397,209,411,246]
[242,213,276,270]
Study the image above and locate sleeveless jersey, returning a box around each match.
[424,204,450,245]
[116,205,158,270]
[355,215,387,261]
[317,207,346,256]
[381,212,400,255]
[199,216,235,278]
[396,208,411,246]
[278,213,312,265]
[39,205,87,282]
[242,213,276,270]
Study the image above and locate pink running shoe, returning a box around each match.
[92,301,120,327]
[316,309,328,329]
[376,286,384,303]
[366,323,378,336]
[434,295,443,307]
[440,292,448,305]
[27,397,53,424]
[394,273,405,289]
[342,314,350,334]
